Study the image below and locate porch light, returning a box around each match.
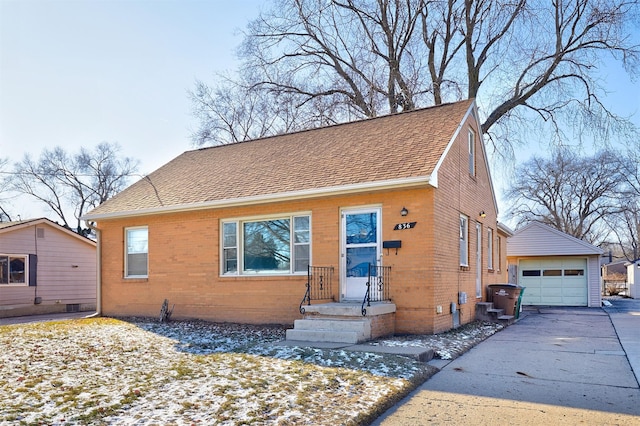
[400,207,409,216]
[479,211,486,218]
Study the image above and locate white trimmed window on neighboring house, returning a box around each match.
[460,215,469,267]
[222,214,311,275]
[125,226,148,278]
[0,254,28,285]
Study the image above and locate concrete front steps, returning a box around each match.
[286,318,370,344]
[475,302,516,325]
[286,302,396,344]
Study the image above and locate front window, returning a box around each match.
[125,227,148,278]
[0,255,27,285]
[460,215,469,266]
[222,214,311,275]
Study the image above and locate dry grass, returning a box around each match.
[0,318,439,425]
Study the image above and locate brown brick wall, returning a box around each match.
[96,113,500,335]
[370,313,396,339]
[428,115,503,333]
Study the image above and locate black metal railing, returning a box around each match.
[362,264,391,316]
[299,265,335,314]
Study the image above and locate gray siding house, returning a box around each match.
[0,218,96,318]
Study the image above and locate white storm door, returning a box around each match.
[342,208,381,300]
[476,223,482,298]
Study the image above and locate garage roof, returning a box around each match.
[507,222,603,257]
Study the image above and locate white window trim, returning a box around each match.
[0,254,29,286]
[460,215,469,267]
[124,226,149,278]
[221,212,312,277]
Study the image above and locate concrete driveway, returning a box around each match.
[374,301,640,425]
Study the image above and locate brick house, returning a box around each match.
[83,99,508,339]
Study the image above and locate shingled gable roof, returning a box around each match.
[0,218,96,246]
[508,221,603,256]
[84,99,477,220]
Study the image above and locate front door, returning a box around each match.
[342,208,381,300]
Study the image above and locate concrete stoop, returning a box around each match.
[286,302,396,344]
[475,302,515,325]
[286,318,371,344]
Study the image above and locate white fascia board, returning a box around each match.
[430,101,473,190]
[431,100,499,215]
[82,175,433,221]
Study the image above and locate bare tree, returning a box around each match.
[605,148,640,260]
[505,149,625,245]
[192,0,429,145]
[191,0,639,149]
[0,157,13,222]
[8,143,139,235]
[607,208,640,261]
[476,0,639,151]
[189,73,339,145]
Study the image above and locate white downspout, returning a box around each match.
[86,223,101,317]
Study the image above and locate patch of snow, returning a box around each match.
[0,317,502,425]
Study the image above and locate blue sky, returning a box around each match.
[1,0,262,177]
[1,0,639,222]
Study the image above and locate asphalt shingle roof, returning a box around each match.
[85,100,475,219]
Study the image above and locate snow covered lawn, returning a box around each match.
[1,317,443,425]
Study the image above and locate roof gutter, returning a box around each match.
[83,175,433,221]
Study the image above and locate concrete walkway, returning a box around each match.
[0,311,96,325]
[374,302,640,425]
[603,298,640,387]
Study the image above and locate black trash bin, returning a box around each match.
[488,284,525,317]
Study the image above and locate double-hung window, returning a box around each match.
[459,215,469,267]
[0,255,27,285]
[497,235,502,271]
[487,228,494,270]
[222,214,311,275]
[125,227,148,278]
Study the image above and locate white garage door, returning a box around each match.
[519,258,588,306]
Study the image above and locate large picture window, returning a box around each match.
[0,255,27,285]
[222,214,310,275]
[125,227,148,278]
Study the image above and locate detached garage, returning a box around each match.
[507,222,602,307]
